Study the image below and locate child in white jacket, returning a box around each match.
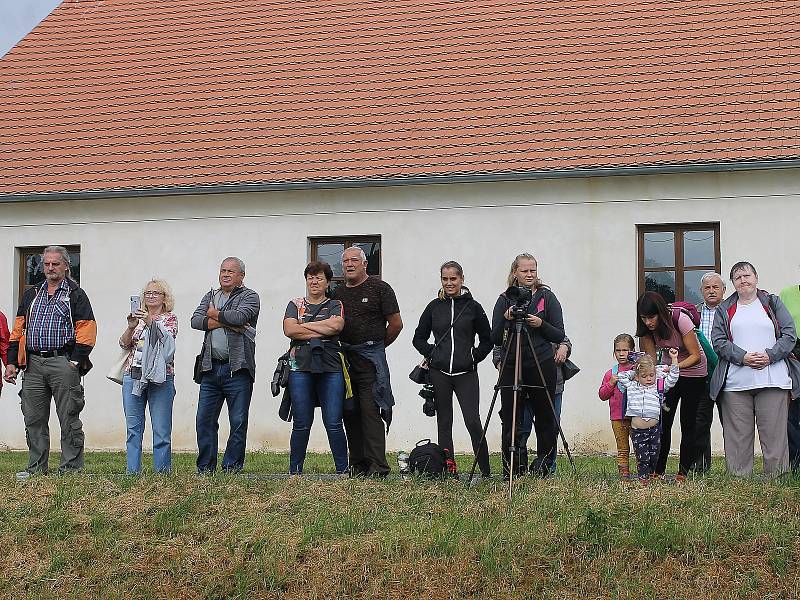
[617,349,679,482]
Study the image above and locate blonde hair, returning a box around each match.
[506,253,545,288]
[633,355,656,379]
[141,278,175,313]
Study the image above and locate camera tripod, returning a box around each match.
[466,315,576,500]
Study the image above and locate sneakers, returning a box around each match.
[15,471,32,482]
[618,465,631,480]
[674,474,687,484]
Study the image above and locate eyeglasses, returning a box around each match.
[306,275,327,282]
[144,291,165,297]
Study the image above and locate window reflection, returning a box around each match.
[645,271,676,303]
[683,270,706,305]
[683,230,715,267]
[316,243,344,277]
[353,241,380,276]
[643,232,675,268]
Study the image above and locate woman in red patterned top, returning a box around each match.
[119,279,178,474]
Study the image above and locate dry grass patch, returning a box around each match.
[0,456,799,599]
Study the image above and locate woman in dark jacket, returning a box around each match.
[491,253,564,478]
[413,261,492,477]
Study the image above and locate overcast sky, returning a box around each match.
[0,0,62,57]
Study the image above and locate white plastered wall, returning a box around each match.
[0,167,798,459]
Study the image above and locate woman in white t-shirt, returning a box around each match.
[709,261,800,477]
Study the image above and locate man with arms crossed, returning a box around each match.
[332,247,402,477]
[191,257,260,473]
[4,246,96,479]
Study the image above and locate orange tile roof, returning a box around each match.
[1,0,799,197]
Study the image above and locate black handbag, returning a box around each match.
[409,301,470,384]
[193,341,206,384]
[194,288,217,385]
[562,358,580,381]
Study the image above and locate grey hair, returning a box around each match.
[221,256,245,273]
[700,272,725,287]
[42,245,71,267]
[341,247,367,262]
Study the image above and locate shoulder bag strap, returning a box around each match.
[427,300,471,358]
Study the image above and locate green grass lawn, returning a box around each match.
[1,451,798,599]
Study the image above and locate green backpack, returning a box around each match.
[695,328,718,381]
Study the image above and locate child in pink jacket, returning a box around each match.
[598,333,636,478]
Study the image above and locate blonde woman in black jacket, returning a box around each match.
[413,261,493,477]
[491,253,565,478]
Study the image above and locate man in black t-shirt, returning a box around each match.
[332,247,402,476]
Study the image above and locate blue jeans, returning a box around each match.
[288,370,348,474]
[196,362,253,473]
[520,392,562,473]
[122,374,175,474]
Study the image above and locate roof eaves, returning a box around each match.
[2,158,799,204]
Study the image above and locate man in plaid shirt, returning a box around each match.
[693,272,725,473]
[4,246,96,479]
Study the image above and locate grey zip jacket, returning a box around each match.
[709,289,800,401]
[191,286,260,381]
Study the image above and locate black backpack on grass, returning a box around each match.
[408,439,447,479]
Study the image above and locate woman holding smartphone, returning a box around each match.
[119,279,178,474]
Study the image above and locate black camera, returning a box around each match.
[505,284,532,320]
[419,384,436,417]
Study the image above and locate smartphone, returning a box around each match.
[130,295,141,315]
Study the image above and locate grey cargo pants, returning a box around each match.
[20,354,86,473]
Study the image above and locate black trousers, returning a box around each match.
[789,397,800,474]
[429,369,490,476]
[343,354,390,476]
[499,356,557,476]
[692,386,722,472]
[656,375,708,476]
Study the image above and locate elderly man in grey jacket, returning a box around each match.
[191,257,260,474]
